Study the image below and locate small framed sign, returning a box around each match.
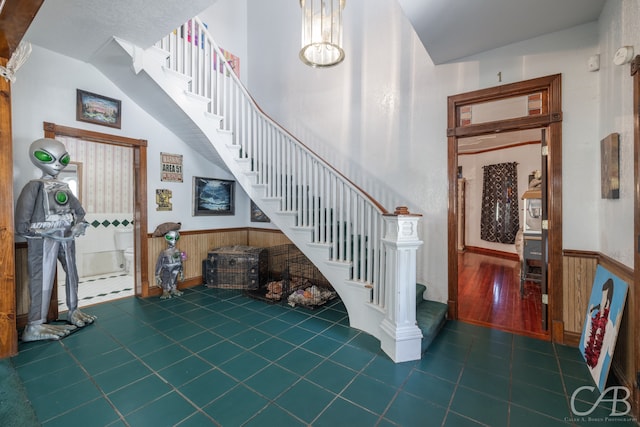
[161,152,183,182]
[156,189,173,211]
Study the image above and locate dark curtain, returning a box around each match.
[481,162,519,244]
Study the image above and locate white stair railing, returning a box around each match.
[156,18,390,307]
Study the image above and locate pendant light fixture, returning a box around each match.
[299,0,346,67]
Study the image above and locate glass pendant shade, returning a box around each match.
[299,0,345,67]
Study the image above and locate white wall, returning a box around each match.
[458,144,542,254]
[597,0,640,267]
[199,0,249,86]
[245,0,604,302]
[198,0,279,231]
[11,45,253,236]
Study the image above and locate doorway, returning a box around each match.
[456,129,546,337]
[447,75,563,342]
[55,137,136,310]
[43,122,150,322]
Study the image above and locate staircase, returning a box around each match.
[415,283,448,353]
[91,17,446,362]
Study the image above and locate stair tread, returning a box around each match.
[415,283,427,306]
[416,300,448,325]
[416,299,448,353]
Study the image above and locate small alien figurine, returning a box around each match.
[15,138,97,342]
[155,230,184,299]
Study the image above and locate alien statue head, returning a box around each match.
[164,230,180,248]
[29,138,70,179]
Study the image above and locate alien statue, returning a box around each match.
[15,138,97,342]
[155,230,184,299]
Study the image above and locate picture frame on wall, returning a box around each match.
[600,133,620,199]
[193,177,235,216]
[76,89,122,129]
[250,200,270,222]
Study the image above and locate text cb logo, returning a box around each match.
[569,386,635,423]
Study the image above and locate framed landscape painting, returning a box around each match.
[76,89,122,129]
[193,177,235,216]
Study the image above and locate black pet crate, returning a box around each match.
[202,245,267,290]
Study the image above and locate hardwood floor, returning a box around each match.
[458,251,549,340]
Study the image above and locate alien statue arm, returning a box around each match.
[68,193,89,238]
[15,180,42,238]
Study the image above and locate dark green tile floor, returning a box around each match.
[10,287,636,426]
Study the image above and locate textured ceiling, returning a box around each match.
[24,0,607,65]
[24,0,217,62]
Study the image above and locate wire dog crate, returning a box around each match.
[257,244,336,308]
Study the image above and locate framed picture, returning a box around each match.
[156,189,173,211]
[193,177,235,216]
[76,89,122,129]
[250,200,270,222]
[160,152,183,182]
[600,133,619,199]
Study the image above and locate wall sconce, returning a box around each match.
[299,0,346,67]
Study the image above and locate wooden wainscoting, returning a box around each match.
[15,228,293,325]
[247,228,294,248]
[562,250,598,339]
[562,250,634,343]
[146,228,293,294]
[562,249,636,416]
[147,228,249,294]
[598,255,635,412]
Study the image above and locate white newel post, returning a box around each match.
[379,207,424,362]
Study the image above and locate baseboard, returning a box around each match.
[464,246,519,261]
[562,330,581,347]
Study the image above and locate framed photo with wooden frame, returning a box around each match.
[76,89,122,129]
[600,133,620,199]
[193,176,235,216]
